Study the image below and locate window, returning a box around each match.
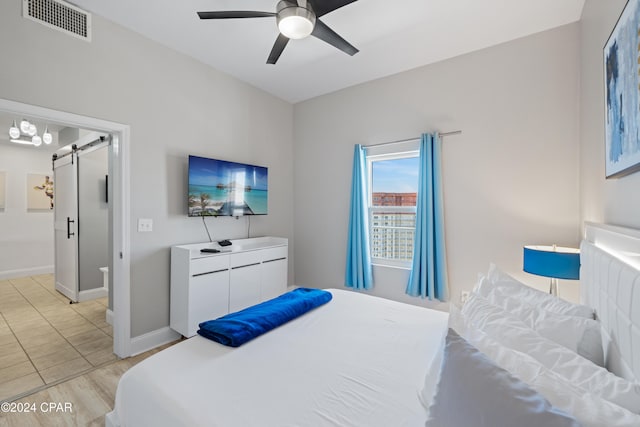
[367,151,419,267]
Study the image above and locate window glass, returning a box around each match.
[368,154,419,265]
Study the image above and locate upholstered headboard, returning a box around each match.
[581,222,640,382]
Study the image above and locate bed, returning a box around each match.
[106,222,640,427]
[106,289,449,427]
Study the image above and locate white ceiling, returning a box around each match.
[68,0,585,103]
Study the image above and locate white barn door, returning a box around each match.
[53,153,79,302]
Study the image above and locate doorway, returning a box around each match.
[0,98,131,360]
[54,135,109,304]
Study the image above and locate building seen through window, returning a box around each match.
[369,154,419,265]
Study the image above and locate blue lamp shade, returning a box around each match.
[523,245,580,280]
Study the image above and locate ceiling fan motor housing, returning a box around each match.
[276,0,316,39]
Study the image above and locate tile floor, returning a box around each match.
[0,341,177,426]
[0,274,114,402]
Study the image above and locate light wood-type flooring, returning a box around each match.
[0,274,114,402]
[0,274,179,425]
[0,342,175,426]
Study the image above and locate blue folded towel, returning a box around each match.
[197,288,332,347]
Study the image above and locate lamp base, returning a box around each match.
[549,278,559,297]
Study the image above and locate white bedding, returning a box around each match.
[109,289,449,427]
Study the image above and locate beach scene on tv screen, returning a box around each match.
[188,156,268,216]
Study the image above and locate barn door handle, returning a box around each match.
[67,217,75,239]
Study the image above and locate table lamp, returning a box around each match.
[523,245,580,296]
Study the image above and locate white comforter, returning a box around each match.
[109,289,448,427]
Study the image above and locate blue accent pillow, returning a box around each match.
[426,328,582,427]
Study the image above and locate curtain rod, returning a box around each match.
[363,130,462,148]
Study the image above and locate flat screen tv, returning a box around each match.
[188,155,268,217]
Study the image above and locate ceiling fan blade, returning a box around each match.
[267,34,290,64]
[311,19,358,56]
[197,11,276,19]
[310,0,357,17]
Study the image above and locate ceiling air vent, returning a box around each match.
[22,0,92,42]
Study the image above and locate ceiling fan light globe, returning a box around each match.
[279,15,314,39]
[32,135,42,147]
[276,3,315,40]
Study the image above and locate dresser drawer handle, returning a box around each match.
[192,268,229,277]
[232,262,261,270]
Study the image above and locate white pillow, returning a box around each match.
[477,263,594,319]
[478,275,604,366]
[450,305,640,427]
[425,328,581,427]
[462,292,640,414]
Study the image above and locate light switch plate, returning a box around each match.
[138,218,153,232]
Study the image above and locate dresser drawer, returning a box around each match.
[190,255,229,276]
[262,246,288,262]
[230,250,263,268]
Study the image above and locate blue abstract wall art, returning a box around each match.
[604,0,640,178]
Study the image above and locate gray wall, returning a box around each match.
[0,1,294,337]
[293,24,582,307]
[78,145,108,292]
[579,0,640,229]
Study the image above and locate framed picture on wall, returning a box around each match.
[27,173,54,211]
[0,171,6,212]
[604,0,640,178]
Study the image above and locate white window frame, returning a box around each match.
[367,149,419,269]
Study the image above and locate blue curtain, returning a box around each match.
[345,144,373,290]
[406,133,448,300]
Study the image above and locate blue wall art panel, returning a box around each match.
[604,0,640,178]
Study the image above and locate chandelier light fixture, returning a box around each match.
[8,119,53,147]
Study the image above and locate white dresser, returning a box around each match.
[170,236,288,337]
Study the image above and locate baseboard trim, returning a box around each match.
[55,282,76,302]
[0,265,54,280]
[106,308,114,326]
[130,327,180,357]
[78,286,108,302]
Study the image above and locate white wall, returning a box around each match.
[579,0,640,229]
[0,143,54,278]
[293,24,582,307]
[0,1,294,337]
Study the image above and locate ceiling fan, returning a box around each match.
[197,0,359,64]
